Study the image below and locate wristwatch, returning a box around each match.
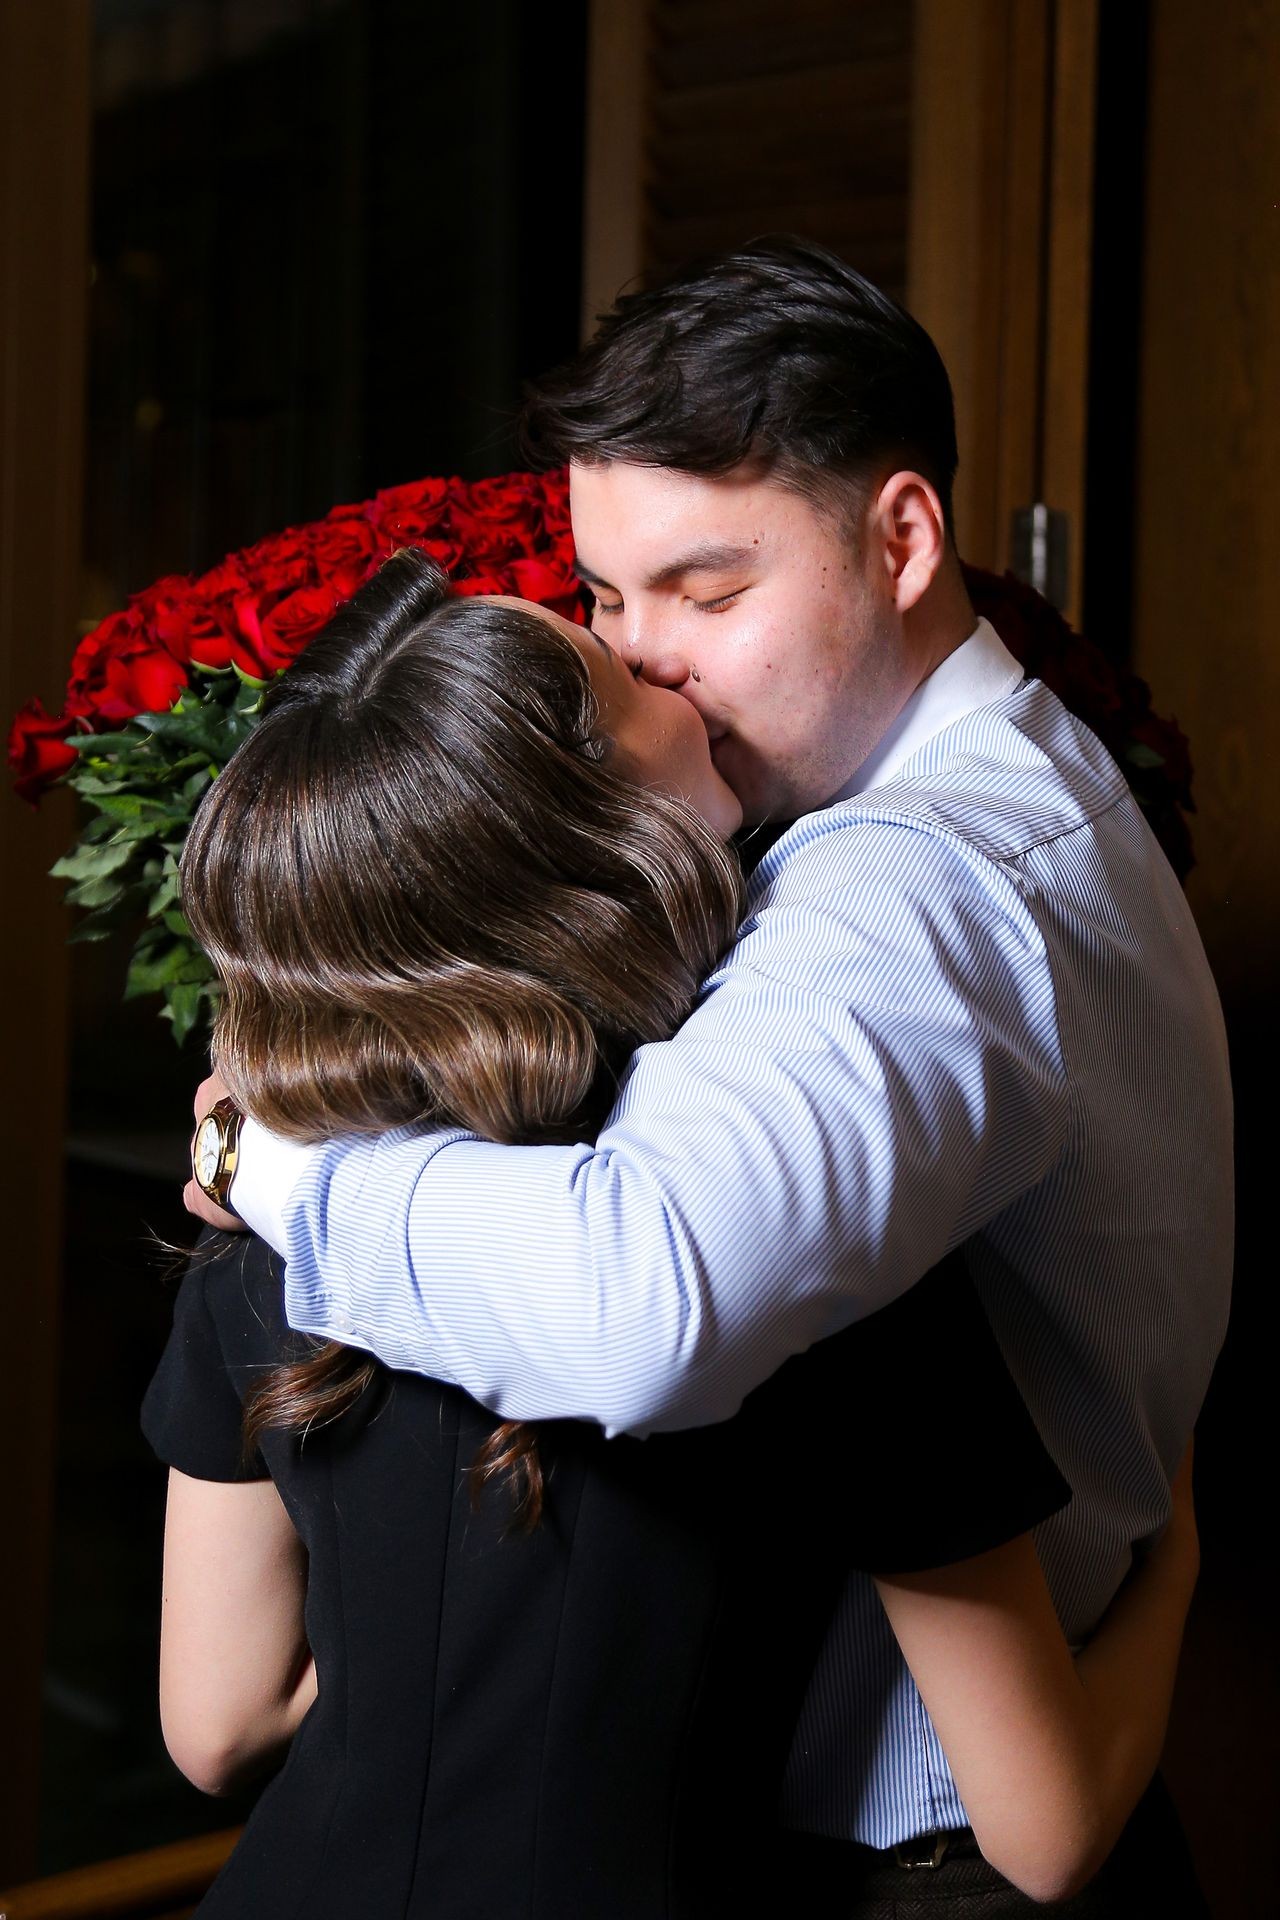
[192,1096,245,1207]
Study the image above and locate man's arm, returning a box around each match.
[225,818,1069,1434]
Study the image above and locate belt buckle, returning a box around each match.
[892,1832,950,1870]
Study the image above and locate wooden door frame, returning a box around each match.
[581,0,649,339]
[908,0,1098,622]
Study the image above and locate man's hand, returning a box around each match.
[184,1067,249,1232]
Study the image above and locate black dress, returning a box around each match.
[142,1236,1067,1919]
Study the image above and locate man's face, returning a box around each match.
[569,460,913,824]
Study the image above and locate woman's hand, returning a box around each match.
[184,1066,249,1231]
[874,1443,1202,1906]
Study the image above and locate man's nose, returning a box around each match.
[603,604,694,690]
[635,640,694,690]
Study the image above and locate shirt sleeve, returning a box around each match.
[230,1115,318,1256]
[141,1243,270,1483]
[271,815,1070,1435]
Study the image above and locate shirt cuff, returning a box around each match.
[229,1113,318,1255]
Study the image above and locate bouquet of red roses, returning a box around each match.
[8,466,1194,1044]
[7,470,582,1042]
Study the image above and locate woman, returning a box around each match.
[145,550,1201,1917]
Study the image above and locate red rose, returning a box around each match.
[1039,640,1125,723]
[371,477,455,543]
[466,473,544,522]
[65,610,189,723]
[308,510,391,594]
[501,556,587,622]
[392,535,466,578]
[103,643,188,720]
[1130,710,1194,804]
[450,473,549,565]
[537,468,572,534]
[191,555,257,601]
[234,529,315,599]
[258,584,348,664]
[7,699,79,803]
[147,587,238,672]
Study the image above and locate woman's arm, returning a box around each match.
[874,1446,1199,1904]
[159,1467,317,1796]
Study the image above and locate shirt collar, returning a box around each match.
[836,617,1025,800]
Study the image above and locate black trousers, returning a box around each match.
[775,1775,1209,1918]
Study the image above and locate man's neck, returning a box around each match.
[902,556,977,694]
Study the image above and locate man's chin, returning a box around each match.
[715,742,796,831]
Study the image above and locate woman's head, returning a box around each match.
[181,549,744,1147]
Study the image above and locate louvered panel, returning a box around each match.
[642,0,912,298]
[653,0,906,86]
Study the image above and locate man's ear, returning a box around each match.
[874,472,947,614]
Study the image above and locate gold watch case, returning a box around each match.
[192,1096,244,1206]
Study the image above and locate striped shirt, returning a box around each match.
[233,621,1233,1846]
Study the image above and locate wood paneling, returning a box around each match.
[909,0,1096,619]
[645,0,912,298]
[1130,0,1279,1009]
[581,0,649,333]
[1040,0,1098,622]
[0,0,89,1884]
[1131,11,1279,1913]
[909,0,1050,569]
[582,1,913,329]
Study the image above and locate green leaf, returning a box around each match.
[74,790,153,821]
[162,908,193,940]
[124,941,191,999]
[1125,742,1165,772]
[66,897,140,943]
[148,873,182,918]
[70,776,140,803]
[135,707,227,749]
[180,766,216,802]
[50,839,138,883]
[108,815,177,845]
[65,872,130,912]
[163,980,215,1047]
[67,730,152,757]
[77,811,122,844]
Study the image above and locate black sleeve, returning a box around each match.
[741,1251,1071,1575]
[141,1242,270,1484]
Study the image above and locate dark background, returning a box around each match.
[50,0,587,1870]
[28,4,1272,1914]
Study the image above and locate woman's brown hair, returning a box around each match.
[180,549,744,1526]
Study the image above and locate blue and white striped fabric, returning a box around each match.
[250,660,1232,1846]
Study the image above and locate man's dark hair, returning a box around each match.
[522,236,958,530]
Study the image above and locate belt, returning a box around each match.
[886,1826,980,1870]
[776,1823,982,1894]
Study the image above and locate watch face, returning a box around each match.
[194,1114,222,1188]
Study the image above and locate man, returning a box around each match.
[187,240,1231,1874]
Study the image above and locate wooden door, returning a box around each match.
[908,0,1098,622]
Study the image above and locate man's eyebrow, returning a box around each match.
[573,557,614,593]
[574,542,760,595]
